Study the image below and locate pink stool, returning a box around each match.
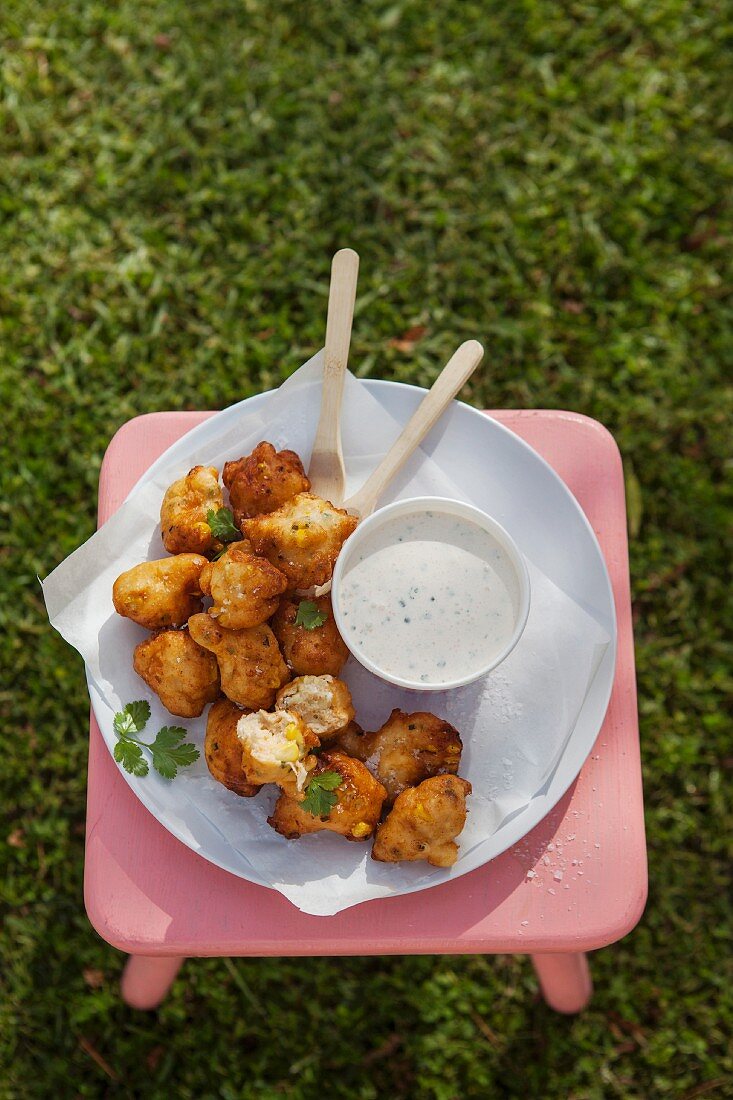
[87,409,646,1014]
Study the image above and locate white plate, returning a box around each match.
[88,380,616,899]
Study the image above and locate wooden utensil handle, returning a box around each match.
[345,339,484,518]
[311,249,360,464]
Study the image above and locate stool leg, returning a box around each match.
[530,952,592,1013]
[121,955,185,1010]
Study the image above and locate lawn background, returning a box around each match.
[1,1,731,1097]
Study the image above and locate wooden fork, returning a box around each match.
[343,339,484,519]
[307,248,360,503]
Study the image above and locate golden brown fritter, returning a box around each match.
[331,709,463,805]
[113,554,207,630]
[372,775,472,867]
[223,441,310,526]
[275,675,354,740]
[187,613,290,710]
[270,594,349,676]
[268,750,387,841]
[243,493,358,591]
[236,709,319,795]
[199,541,288,629]
[133,629,220,718]
[204,698,260,797]
[160,465,226,555]
[331,719,366,757]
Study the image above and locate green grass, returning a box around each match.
[1,0,732,1096]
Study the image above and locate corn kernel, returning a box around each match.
[295,529,308,545]
[280,743,300,763]
[285,723,299,741]
[351,822,371,838]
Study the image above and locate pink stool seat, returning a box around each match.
[86,409,645,1008]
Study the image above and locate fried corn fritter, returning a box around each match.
[330,719,366,757]
[243,493,358,590]
[332,709,463,805]
[133,628,220,718]
[160,465,224,555]
[275,675,355,739]
[113,554,207,630]
[199,541,288,629]
[187,613,290,710]
[223,441,311,526]
[268,750,387,841]
[235,709,319,794]
[204,698,260,797]
[270,594,349,676]
[372,775,472,867]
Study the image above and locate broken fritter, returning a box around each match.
[236,708,319,795]
[199,541,288,629]
[372,775,472,867]
[160,465,225,555]
[223,441,311,526]
[268,750,387,841]
[187,613,290,710]
[275,675,355,740]
[331,709,463,805]
[133,628,220,718]
[113,554,207,630]
[270,594,349,676]
[243,493,358,591]
[204,697,260,797]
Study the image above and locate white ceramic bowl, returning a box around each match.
[331,496,531,691]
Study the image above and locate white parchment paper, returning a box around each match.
[42,351,611,915]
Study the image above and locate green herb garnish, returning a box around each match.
[113,739,149,777]
[206,506,240,545]
[113,699,150,737]
[148,726,200,778]
[300,771,341,817]
[294,599,328,630]
[112,701,200,780]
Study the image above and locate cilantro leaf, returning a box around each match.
[112,705,199,781]
[149,726,200,780]
[113,699,151,737]
[207,507,240,544]
[114,739,149,777]
[294,599,328,630]
[150,725,187,747]
[300,770,342,817]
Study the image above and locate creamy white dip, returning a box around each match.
[337,510,521,686]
